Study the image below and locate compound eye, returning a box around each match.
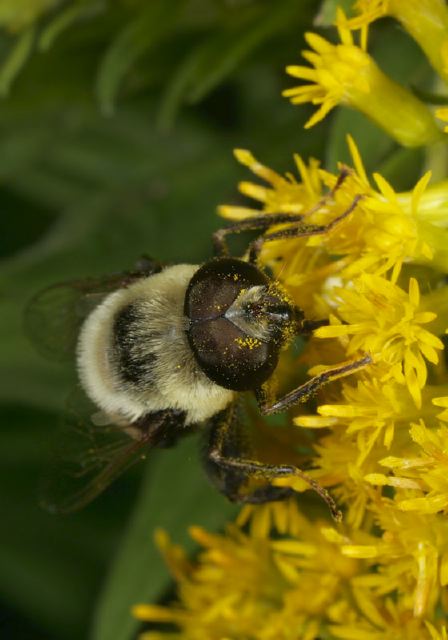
[188,317,279,391]
[185,258,279,391]
[185,257,268,321]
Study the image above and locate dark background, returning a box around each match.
[0,1,430,638]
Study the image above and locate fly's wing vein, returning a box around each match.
[40,389,164,514]
[25,270,155,362]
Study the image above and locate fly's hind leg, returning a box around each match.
[204,404,341,519]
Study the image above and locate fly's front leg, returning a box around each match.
[300,318,329,334]
[213,166,355,262]
[255,354,372,416]
[248,194,363,263]
[212,213,302,259]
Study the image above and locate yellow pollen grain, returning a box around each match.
[235,336,262,350]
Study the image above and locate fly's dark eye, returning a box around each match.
[185,257,281,391]
[187,317,279,390]
[185,257,268,321]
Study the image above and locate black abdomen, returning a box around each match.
[113,303,157,387]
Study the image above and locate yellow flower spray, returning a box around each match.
[134,3,448,638]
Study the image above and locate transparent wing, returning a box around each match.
[25,271,145,362]
[25,255,164,362]
[39,389,165,514]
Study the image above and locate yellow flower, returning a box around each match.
[301,431,382,529]
[347,0,448,83]
[134,504,448,639]
[235,499,304,539]
[217,147,347,316]
[221,137,448,291]
[314,275,444,408]
[331,501,448,619]
[398,177,448,227]
[436,107,448,133]
[349,0,388,25]
[133,503,362,640]
[136,0,448,629]
[318,163,437,278]
[368,420,448,515]
[297,378,428,453]
[329,604,447,640]
[283,9,440,146]
[218,148,323,221]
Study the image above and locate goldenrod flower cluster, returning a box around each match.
[284,4,446,147]
[134,3,448,638]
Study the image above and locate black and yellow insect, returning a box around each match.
[26,174,368,518]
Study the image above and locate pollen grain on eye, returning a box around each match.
[234,336,262,350]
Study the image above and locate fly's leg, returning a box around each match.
[204,404,341,520]
[212,213,302,257]
[255,355,372,415]
[248,194,362,263]
[213,167,354,263]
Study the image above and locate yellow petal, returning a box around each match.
[398,494,448,513]
[341,545,379,558]
[294,415,338,428]
[320,527,349,544]
[347,133,369,185]
[270,539,316,556]
[408,277,420,307]
[411,170,432,216]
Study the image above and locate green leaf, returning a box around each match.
[187,1,304,104]
[158,0,313,127]
[326,107,394,173]
[38,0,105,52]
[377,147,424,191]
[0,27,35,96]
[96,1,184,116]
[91,434,237,640]
[0,404,136,640]
[411,85,448,105]
[157,46,203,129]
[314,0,353,27]
[326,108,424,190]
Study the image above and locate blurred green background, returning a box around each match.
[0,1,431,638]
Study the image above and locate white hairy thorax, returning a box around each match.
[77,264,235,426]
